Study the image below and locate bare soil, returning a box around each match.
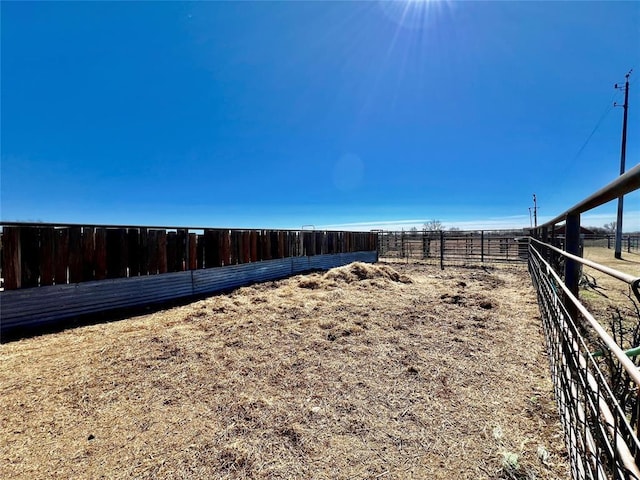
[0,262,568,479]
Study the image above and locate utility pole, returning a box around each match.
[614,70,631,259]
[532,194,538,228]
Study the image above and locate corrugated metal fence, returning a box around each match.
[0,223,378,336]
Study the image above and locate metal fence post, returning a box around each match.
[481,230,484,263]
[440,230,444,270]
[564,213,581,320]
[541,226,549,260]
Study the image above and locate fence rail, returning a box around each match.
[583,234,640,253]
[529,244,640,479]
[530,163,640,479]
[378,229,528,267]
[0,223,377,291]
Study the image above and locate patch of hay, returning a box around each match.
[323,262,413,284]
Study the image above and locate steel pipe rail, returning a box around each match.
[529,237,639,287]
[530,245,640,478]
[530,244,640,388]
[537,163,640,230]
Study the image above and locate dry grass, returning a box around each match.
[581,246,639,301]
[580,247,640,343]
[1,262,568,479]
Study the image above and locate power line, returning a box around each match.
[569,91,620,165]
[544,90,622,206]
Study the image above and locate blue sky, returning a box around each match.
[2,1,639,231]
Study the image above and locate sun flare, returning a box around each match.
[378,0,447,31]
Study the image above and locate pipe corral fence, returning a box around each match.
[0,224,378,337]
[583,234,640,253]
[377,229,529,267]
[529,163,640,479]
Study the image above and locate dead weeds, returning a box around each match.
[0,262,568,479]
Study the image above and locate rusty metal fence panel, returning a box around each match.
[377,229,528,267]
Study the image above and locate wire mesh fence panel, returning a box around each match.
[529,245,640,480]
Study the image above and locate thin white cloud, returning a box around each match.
[318,210,640,232]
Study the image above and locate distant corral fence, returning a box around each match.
[530,163,640,479]
[583,234,640,253]
[0,223,377,337]
[378,229,529,267]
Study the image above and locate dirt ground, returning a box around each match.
[0,262,569,479]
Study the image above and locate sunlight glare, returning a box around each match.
[378,0,447,31]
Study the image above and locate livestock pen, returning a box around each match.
[2,164,639,478]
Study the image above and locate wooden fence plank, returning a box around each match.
[250,231,259,262]
[39,227,55,286]
[21,227,40,288]
[177,229,187,271]
[295,232,302,256]
[55,228,69,285]
[106,229,128,279]
[68,227,83,283]
[272,232,279,259]
[262,230,271,260]
[118,229,128,278]
[221,230,231,266]
[285,232,293,257]
[310,232,317,256]
[139,228,149,276]
[157,230,167,274]
[188,233,197,270]
[95,228,107,280]
[204,230,220,268]
[196,234,204,269]
[167,232,177,273]
[282,232,289,258]
[2,227,21,290]
[106,229,118,279]
[128,228,140,277]
[277,232,285,259]
[148,230,159,275]
[230,230,239,265]
[82,227,95,281]
[241,231,251,264]
[269,231,279,259]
